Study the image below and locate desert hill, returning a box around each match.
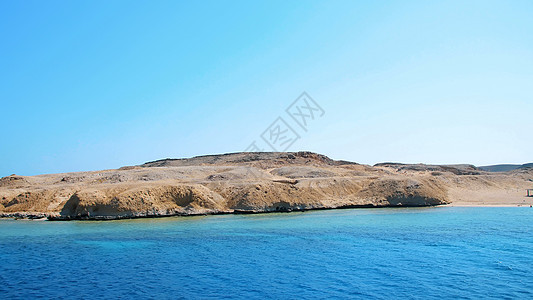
[1,152,532,220]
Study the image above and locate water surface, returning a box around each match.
[1,207,532,299]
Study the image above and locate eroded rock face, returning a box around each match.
[53,184,229,220]
[356,178,448,206]
[1,152,531,220]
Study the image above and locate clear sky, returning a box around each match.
[1,0,532,177]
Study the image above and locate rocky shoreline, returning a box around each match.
[1,152,531,221]
[1,202,443,221]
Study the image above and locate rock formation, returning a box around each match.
[1,152,532,220]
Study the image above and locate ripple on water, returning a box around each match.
[0,207,533,299]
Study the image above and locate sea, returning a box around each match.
[1,207,532,299]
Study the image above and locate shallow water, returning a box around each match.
[1,207,532,299]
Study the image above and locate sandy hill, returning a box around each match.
[1,152,532,220]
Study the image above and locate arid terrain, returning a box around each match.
[1,152,532,220]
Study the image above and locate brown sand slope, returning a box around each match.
[1,152,532,220]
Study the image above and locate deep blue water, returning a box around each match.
[1,207,533,299]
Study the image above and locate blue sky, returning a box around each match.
[1,0,532,176]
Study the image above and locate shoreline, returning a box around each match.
[448,204,533,207]
[2,202,532,221]
[1,203,438,221]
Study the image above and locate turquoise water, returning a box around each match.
[1,207,533,299]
